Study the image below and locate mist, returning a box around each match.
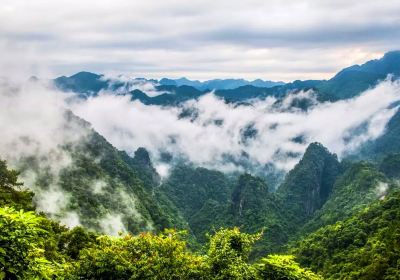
[0,80,89,227]
[71,79,400,174]
[1,75,399,230]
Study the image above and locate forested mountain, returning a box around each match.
[294,191,400,279]
[2,52,400,279]
[10,111,174,234]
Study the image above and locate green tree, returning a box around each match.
[0,207,56,279]
[257,255,322,280]
[70,230,206,279]
[206,228,261,280]
[0,159,34,211]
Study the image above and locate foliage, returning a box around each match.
[277,143,342,226]
[257,255,322,280]
[206,228,261,280]
[379,153,400,179]
[299,162,391,235]
[0,159,34,211]
[69,230,207,280]
[0,207,56,279]
[294,191,400,279]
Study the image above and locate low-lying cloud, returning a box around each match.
[71,79,400,174]
[1,75,400,229]
[0,80,88,227]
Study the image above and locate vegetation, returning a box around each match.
[0,158,321,279]
[294,191,400,279]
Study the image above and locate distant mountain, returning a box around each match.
[52,51,400,105]
[159,77,285,90]
[315,51,400,101]
[54,71,108,96]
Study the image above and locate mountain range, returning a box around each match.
[54,51,400,105]
[1,51,400,279]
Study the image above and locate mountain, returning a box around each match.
[54,71,108,96]
[0,159,322,280]
[315,51,400,101]
[294,190,400,279]
[12,111,176,234]
[355,108,400,159]
[298,161,391,236]
[52,51,400,105]
[159,77,285,90]
[277,143,342,225]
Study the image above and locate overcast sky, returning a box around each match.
[1,0,400,81]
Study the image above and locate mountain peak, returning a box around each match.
[278,142,341,221]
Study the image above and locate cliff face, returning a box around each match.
[277,143,342,223]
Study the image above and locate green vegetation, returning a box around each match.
[2,119,400,279]
[0,158,321,279]
[299,162,391,235]
[294,191,400,279]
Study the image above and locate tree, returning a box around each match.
[0,159,34,211]
[206,228,261,280]
[257,255,322,280]
[0,207,56,279]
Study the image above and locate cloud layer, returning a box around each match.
[71,79,400,174]
[1,0,399,81]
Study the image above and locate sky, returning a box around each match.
[1,0,400,81]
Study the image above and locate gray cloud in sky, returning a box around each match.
[1,0,400,81]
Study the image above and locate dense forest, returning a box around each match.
[2,132,400,279]
[1,159,322,279]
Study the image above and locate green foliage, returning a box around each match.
[0,207,56,279]
[299,162,391,235]
[206,228,261,280]
[277,143,342,226]
[58,226,97,259]
[257,255,322,280]
[294,191,400,279]
[379,153,400,179]
[0,159,34,211]
[159,165,231,219]
[70,230,207,280]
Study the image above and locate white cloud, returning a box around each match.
[71,79,400,173]
[376,182,389,200]
[0,80,88,227]
[99,213,126,236]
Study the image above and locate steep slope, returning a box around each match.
[277,143,342,226]
[13,112,174,234]
[299,162,392,236]
[356,108,400,159]
[228,174,288,256]
[316,51,400,101]
[157,165,232,222]
[294,191,400,280]
[379,153,400,179]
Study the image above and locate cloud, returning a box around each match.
[0,78,154,232]
[101,74,170,97]
[0,80,90,227]
[71,79,400,173]
[99,213,126,236]
[1,0,399,81]
[376,182,389,200]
